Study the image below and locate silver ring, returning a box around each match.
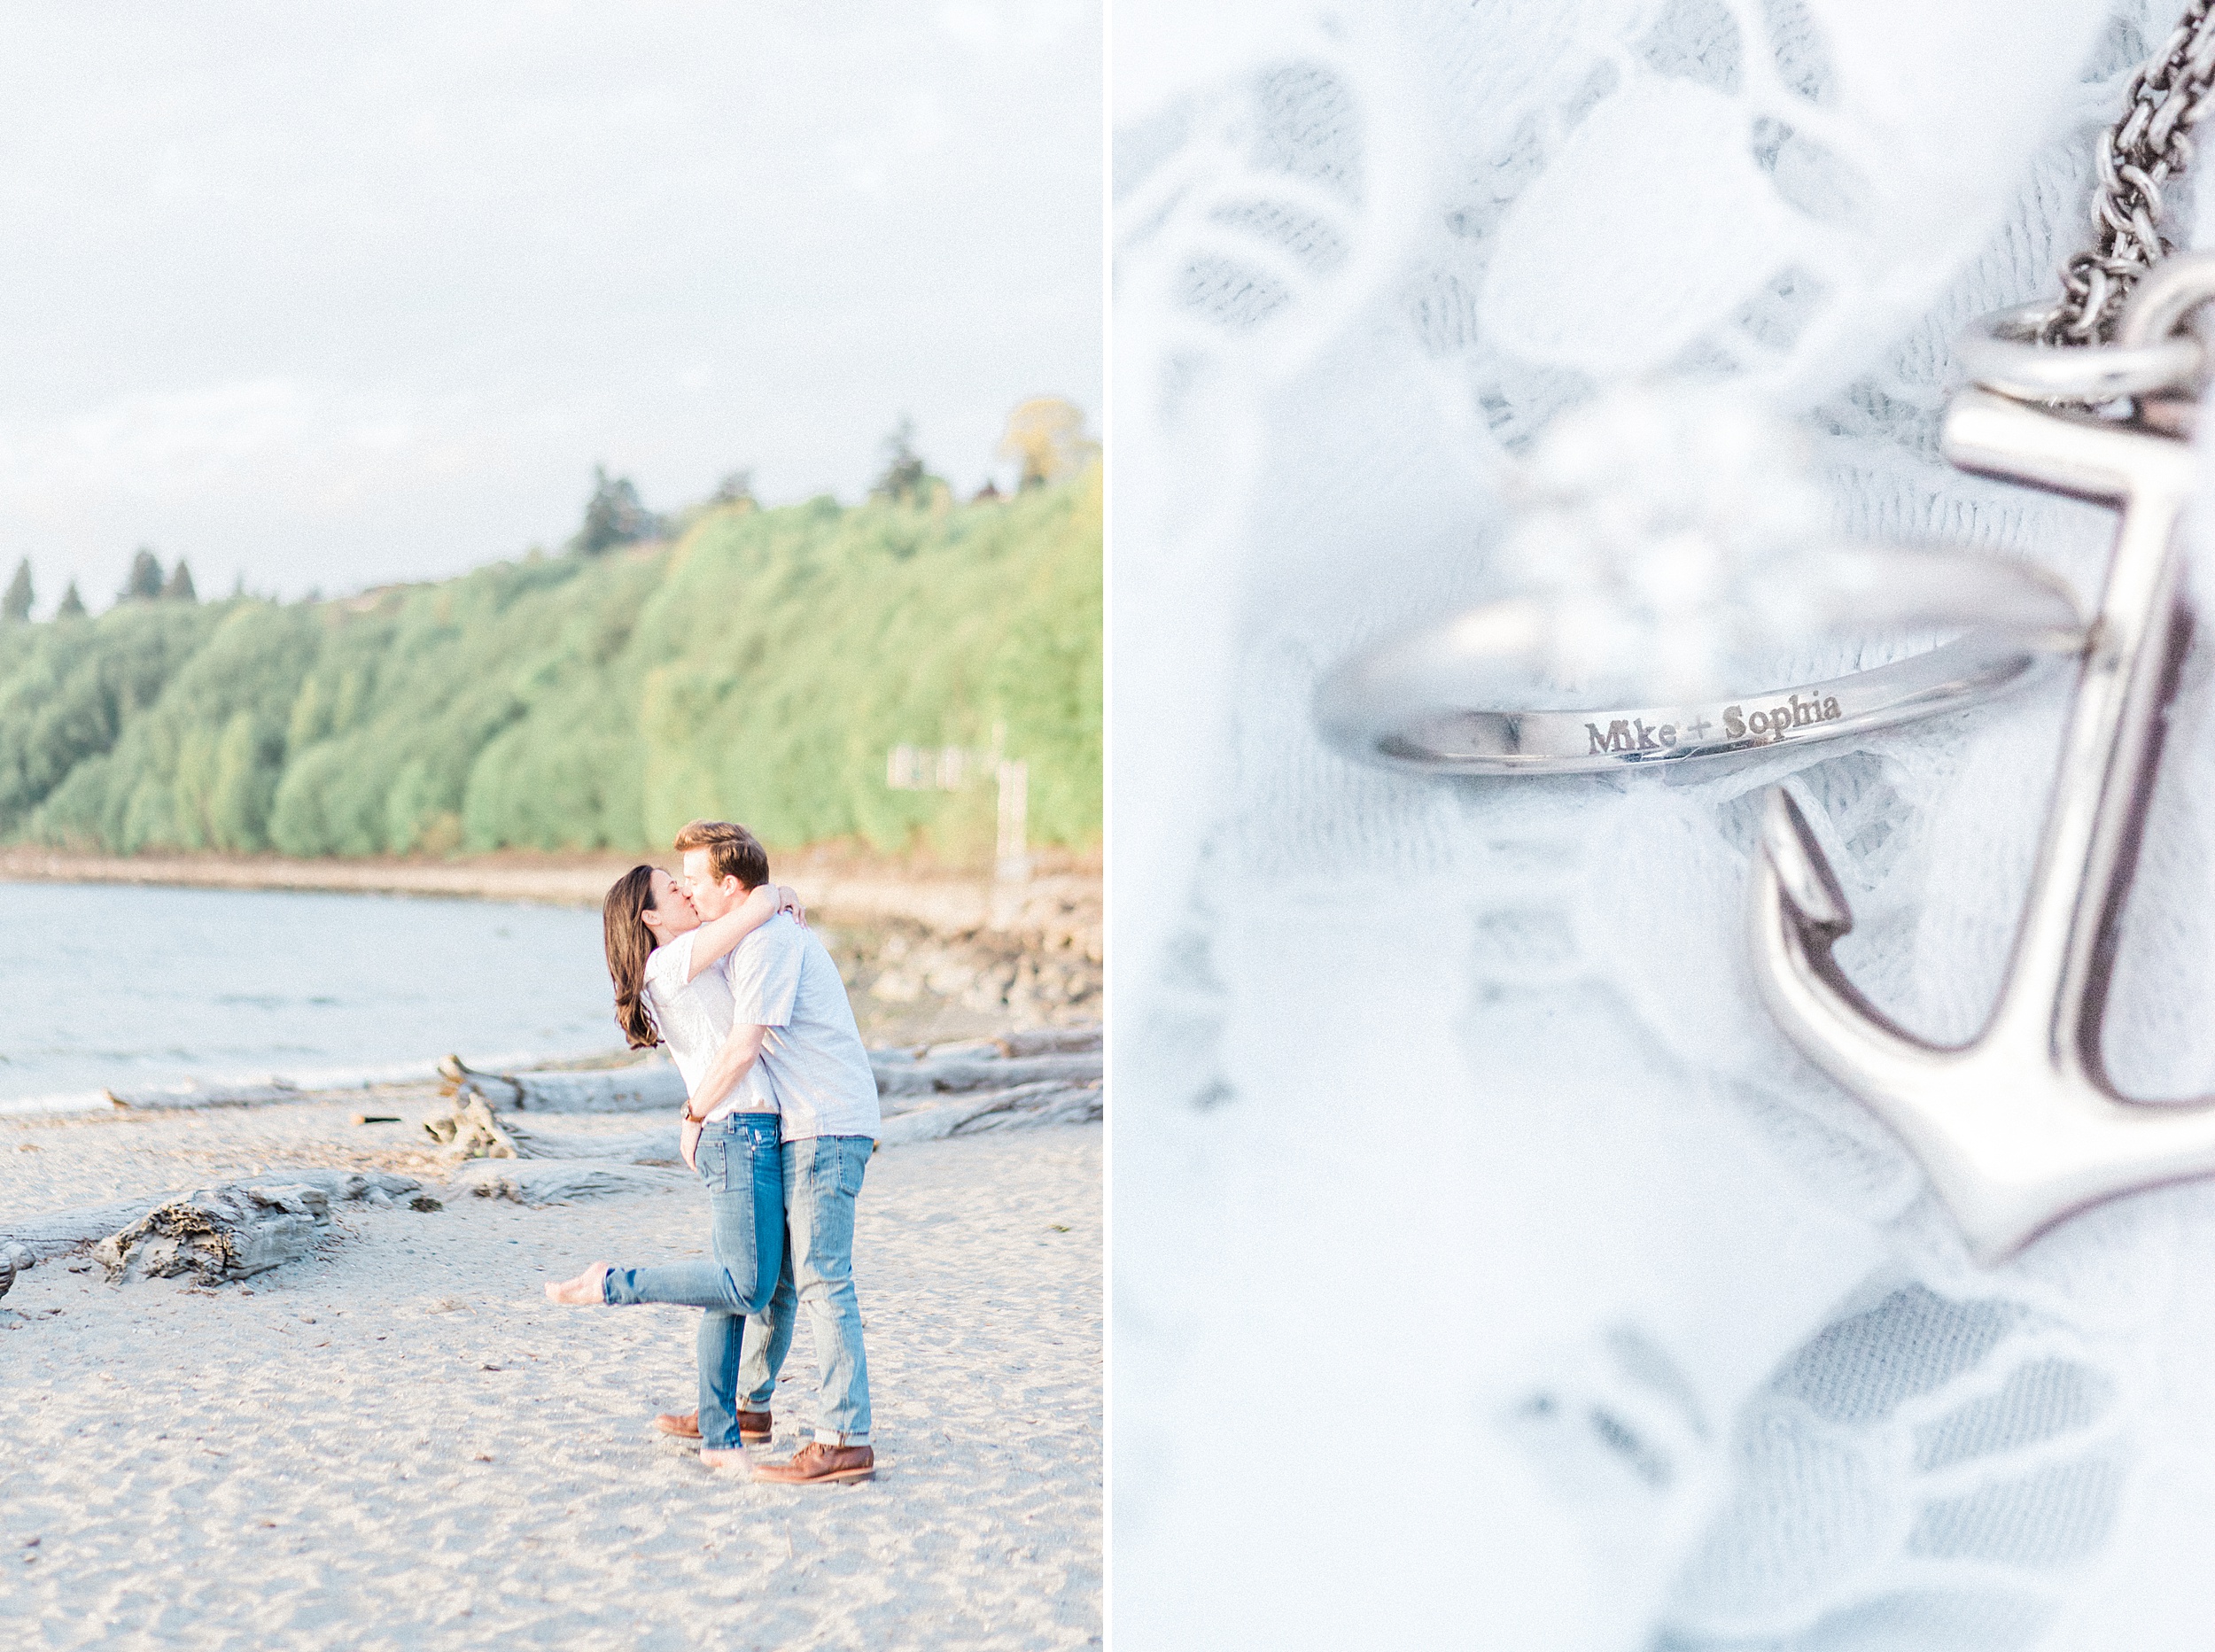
[1313,547,2084,776]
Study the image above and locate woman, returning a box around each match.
[543,865,799,1474]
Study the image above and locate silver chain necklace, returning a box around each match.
[2048,0,2215,341]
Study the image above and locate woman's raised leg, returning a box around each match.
[545,1262,611,1305]
[540,1114,784,1461]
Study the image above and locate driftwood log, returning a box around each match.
[89,1169,424,1284]
[424,1095,518,1158]
[449,1159,693,1205]
[98,1081,317,1113]
[0,1200,155,1265]
[871,1050,1103,1099]
[414,1024,1104,1201]
[497,1115,678,1163]
[868,1028,1100,1141]
[97,1184,330,1284]
[424,1096,677,1165]
[993,1025,1102,1058]
[874,1081,1104,1146]
[438,1055,686,1113]
[51,1023,1099,1122]
[1,1169,423,1276]
[420,1088,685,1203]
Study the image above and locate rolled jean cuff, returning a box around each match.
[815,1429,870,1446]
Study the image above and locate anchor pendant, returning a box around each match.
[1751,277,2215,1263]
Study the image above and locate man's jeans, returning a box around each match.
[737,1134,874,1445]
[601,1112,784,1450]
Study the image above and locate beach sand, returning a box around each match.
[0,1113,1102,1649]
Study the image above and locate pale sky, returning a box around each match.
[0,0,1101,609]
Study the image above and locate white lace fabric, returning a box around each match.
[1112,2,2215,1646]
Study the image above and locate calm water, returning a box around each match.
[0,881,618,1110]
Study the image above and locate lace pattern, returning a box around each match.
[1113,0,2215,1643]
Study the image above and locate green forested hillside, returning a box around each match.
[0,471,1101,859]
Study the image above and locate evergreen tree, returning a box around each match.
[869,417,929,507]
[162,559,198,602]
[571,467,659,555]
[122,547,163,602]
[55,580,86,619]
[3,559,30,623]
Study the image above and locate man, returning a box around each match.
[676,818,882,1485]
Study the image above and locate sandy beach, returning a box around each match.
[0,1098,1102,1649]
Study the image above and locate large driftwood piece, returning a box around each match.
[874,1023,1100,1066]
[874,1082,1104,1146]
[994,1024,1102,1058]
[4,1079,351,1116]
[97,1185,329,1283]
[19,1023,1098,1125]
[1,1199,160,1263]
[428,1026,1106,1168]
[449,1159,693,1205]
[423,1095,677,1165]
[101,1082,321,1112]
[2,1170,423,1269]
[89,1170,425,1284]
[439,1055,686,1113]
[870,1051,1103,1098]
[498,1116,680,1164]
[423,1095,519,1158]
[450,1047,1105,1106]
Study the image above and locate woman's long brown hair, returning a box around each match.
[603,865,663,1050]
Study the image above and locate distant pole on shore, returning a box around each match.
[882,733,1031,892]
[995,759,1029,886]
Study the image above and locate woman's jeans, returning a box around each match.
[600,1111,784,1450]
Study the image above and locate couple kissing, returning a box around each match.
[546,818,881,1486]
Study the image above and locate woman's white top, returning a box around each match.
[642,931,776,1122]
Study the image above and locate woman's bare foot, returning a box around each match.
[543,1263,611,1306]
[699,1446,751,1475]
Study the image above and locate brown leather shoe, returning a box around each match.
[751,1442,875,1485]
[653,1409,772,1444]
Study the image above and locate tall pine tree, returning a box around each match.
[122,547,163,602]
[869,416,929,506]
[2,558,29,623]
[570,468,658,555]
[55,580,86,619]
[162,559,197,602]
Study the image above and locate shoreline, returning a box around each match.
[1,849,1102,1103]
[0,844,1100,938]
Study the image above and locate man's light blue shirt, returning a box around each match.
[722,912,881,1141]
